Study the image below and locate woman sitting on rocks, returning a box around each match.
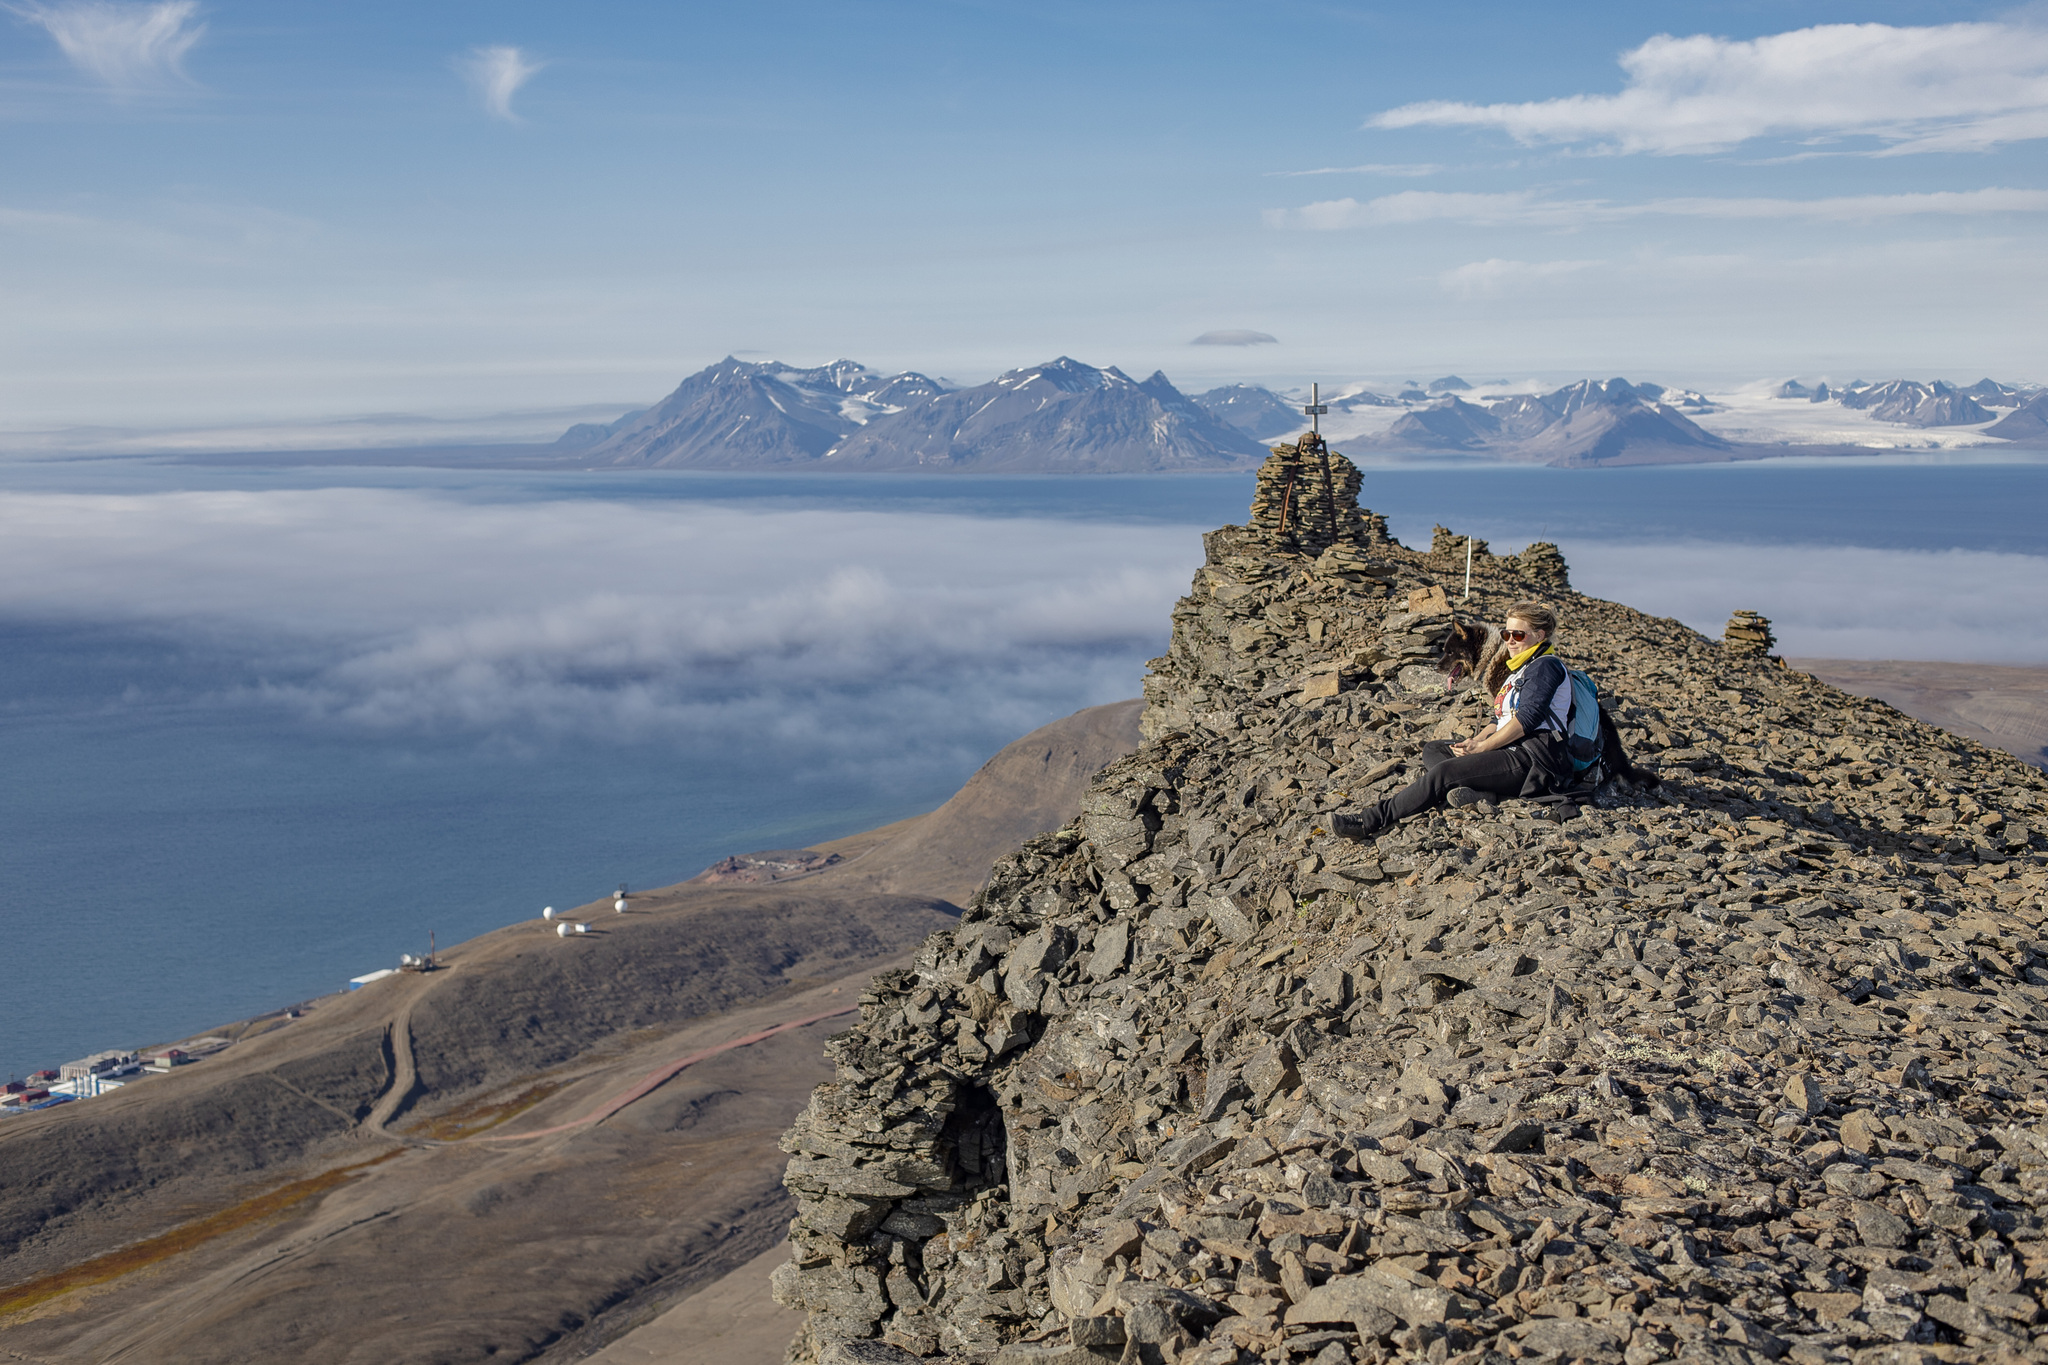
[1332,600,1576,841]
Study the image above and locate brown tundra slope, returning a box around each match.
[0,703,1141,1365]
[773,438,2048,1365]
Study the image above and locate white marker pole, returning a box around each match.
[1464,536,1474,600]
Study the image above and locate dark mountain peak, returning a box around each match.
[1382,395,1502,449]
[1841,379,1994,427]
[824,361,1263,472]
[1193,384,1305,440]
[1541,377,1645,421]
[1984,390,2048,442]
[998,356,1135,394]
[1373,375,1727,464]
[560,356,950,468]
[1964,378,2025,408]
[1425,374,1472,392]
[1332,388,1399,411]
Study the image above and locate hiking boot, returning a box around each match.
[1329,811,1382,842]
[1447,786,1486,808]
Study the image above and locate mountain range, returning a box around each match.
[1838,379,1997,427]
[561,358,949,467]
[1361,377,1735,466]
[547,361,2045,474]
[821,358,1264,471]
[564,357,1263,472]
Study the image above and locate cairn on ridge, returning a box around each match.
[1724,610,1777,658]
[772,474,2048,1365]
[1511,541,1570,591]
[1430,526,1490,561]
[1249,433,1371,556]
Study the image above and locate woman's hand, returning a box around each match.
[1457,716,1527,757]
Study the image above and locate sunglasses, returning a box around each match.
[1503,628,1533,642]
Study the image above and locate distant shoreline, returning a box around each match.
[6,436,2036,473]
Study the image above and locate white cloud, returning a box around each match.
[0,488,1196,750]
[6,0,202,91]
[457,44,541,122]
[1440,257,1600,299]
[1370,22,2048,155]
[1268,187,2048,230]
[1569,541,2048,663]
[1270,163,1445,178]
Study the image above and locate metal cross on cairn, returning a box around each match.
[1303,383,1328,436]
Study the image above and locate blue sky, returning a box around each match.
[3,0,2046,428]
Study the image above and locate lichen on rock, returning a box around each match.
[773,444,2048,1365]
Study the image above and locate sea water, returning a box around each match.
[1,456,2044,1079]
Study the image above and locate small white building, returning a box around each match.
[59,1050,135,1082]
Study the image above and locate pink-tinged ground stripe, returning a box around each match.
[471,1004,858,1143]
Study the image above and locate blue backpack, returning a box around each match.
[1563,667,1603,773]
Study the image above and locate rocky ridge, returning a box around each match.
[771,438,2048,1365]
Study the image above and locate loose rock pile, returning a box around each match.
[773,449,2048,1365]
[1724,613,1778,659]
[1512,543,1570,593]
[1248,436,1372,555]
[1431,528,1491,562]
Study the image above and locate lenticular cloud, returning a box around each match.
[1371,22,2048,155]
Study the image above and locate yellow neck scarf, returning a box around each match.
[1506,638,1552,672]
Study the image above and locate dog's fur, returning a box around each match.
[1435,617,1659,788]
[1437,618,1513,698]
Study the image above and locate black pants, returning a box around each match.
[1366,739,1534,827]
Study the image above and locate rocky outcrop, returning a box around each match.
[1723,612,1778,660]
[773,450,2048,1365]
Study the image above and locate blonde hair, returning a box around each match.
[1505,601,1557,636]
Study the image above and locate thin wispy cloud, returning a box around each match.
[1440,258,1600,299]
[1371,22,2048,155]
[1270,163,1444,178]
[457,44,541,122]
[1268,187,2048,230]
[6,0,202,91]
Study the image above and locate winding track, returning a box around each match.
[471,1004,858,1143]
[356,973,856,1147]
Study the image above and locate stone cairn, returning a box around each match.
[1724,610,1777,658]
[774,476,2048,1365]
[1430,526,1490,561]
[1250,435,1371,557]
[1511,542,1570,591]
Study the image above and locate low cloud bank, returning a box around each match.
[1569,542,2048,664]
[0,488,2036,780]
[0,489,1195,774]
